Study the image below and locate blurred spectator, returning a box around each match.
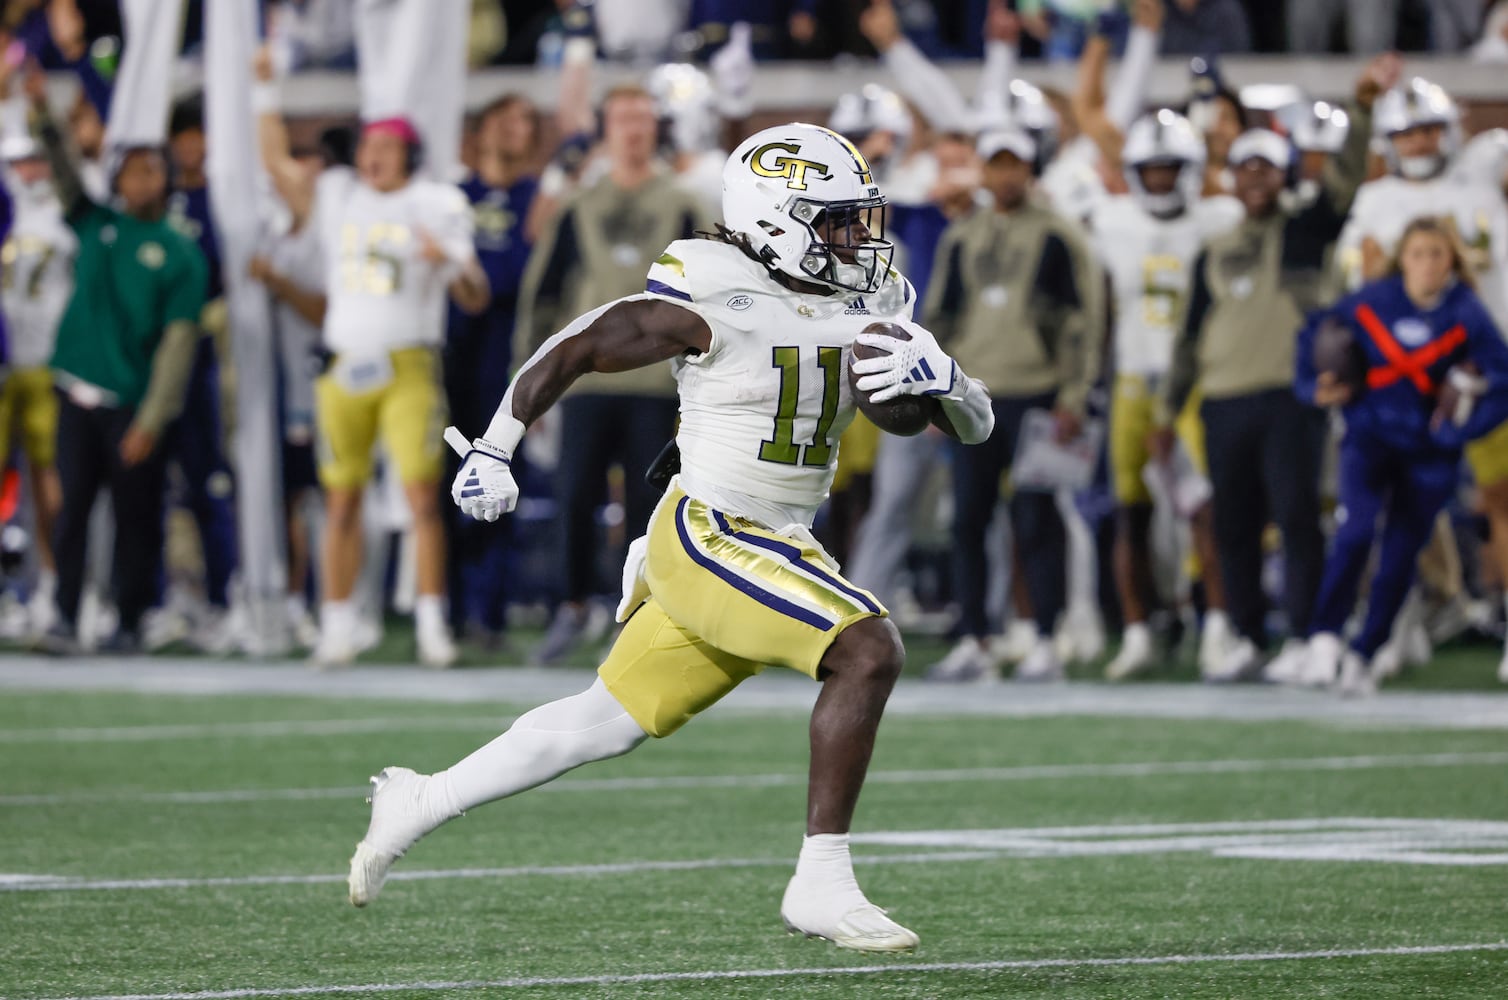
[266,0,357,71]
[443,95,540,647]
[1429,0,1487,51]
[1161,0,1252,55]
[514,84,703,664]
[1473,0,1508,59]
[246,141,329,652]
[1288,0,1398,53]
[30,65,207,654]
[164,99,239,650]
[254,47,491,668]
[1016,0,1104,61]
[0,132,75,638]
[924,126,1103,682]
[592,0,689,61]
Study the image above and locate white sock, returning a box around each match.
[1205,609,1230,635]
[415,594,446,637]
[433,679,647,813]
[34,570,56,599]
[320,600,356,636]
[793,833,860,890]
[286,593,308,620]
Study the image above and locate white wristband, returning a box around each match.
[250,83,280,115]
[481,412,526,458]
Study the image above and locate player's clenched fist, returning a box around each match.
[451,439,518,522]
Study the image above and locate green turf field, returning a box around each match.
[3,679,1507,999]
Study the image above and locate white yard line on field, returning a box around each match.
[18,942,1508,1000]
[4,749,1505,806]
[0,716,513,743]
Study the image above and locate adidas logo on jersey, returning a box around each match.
[844,297,870,315]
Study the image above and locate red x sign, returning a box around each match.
[1354,303,1466,394]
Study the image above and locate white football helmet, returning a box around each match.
[1290,101,1350,155]
[828,84,912,177]
[723,122,894,295]
[1373,77,1461,180]
[1122,110,1206,218]
[646,63,720,156]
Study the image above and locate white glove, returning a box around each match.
[710,22,755,120]
[851,320,958,402]
[451,437,518,522]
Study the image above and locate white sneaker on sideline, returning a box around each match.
[1263,639,1309,685]
[1301,632,1344,688]
[348,766,448,907]
[926,636,997,683]
[997,619,1038,664]
[1337,650,1376,697]
[1105,623,1155,681]
[1206,637,1258,683]
[1496,643,1507,685]
[1197,611,1234,676]
[0,592,29,639]
[417,623,458,670]
[780,876,919,952]
[1056,606,1106,664]
[311,627,357,670]
[1014,638,1064,682]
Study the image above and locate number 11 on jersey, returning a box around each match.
[759,346,843,468]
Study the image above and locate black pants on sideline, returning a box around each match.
[951,392,1065,637]
[1201,388,1327,646]
[54,394,169,635]
[557,393,678,603]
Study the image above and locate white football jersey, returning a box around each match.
[1336,170,1508,329]
[316,168,477,356]
[1090,194,1243,377]
[645,238,916,529]
[2,186,78,369]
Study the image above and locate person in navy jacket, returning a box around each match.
[1295,216,1508,694]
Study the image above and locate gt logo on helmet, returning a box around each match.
[745,142,832,191]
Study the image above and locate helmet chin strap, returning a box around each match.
[1398,154,1446,181]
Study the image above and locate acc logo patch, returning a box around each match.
[726,294,753,311]
[744,142,832,191]
[1393,317,1432,347]
[136,242,167,270]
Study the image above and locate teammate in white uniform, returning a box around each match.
[1090,111,1244,681]
[0,135,77,633]
[254,46,490,668]
[345,124,995,952]
[1336,77,1508,684]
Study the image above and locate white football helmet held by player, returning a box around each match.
[723,122,894,295]
[1122,110,1207,218]
[1373,77,1462,181]
[646,63,720,156]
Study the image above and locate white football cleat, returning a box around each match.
[780,876,919,952]
[1014,638,1064,682]
[417,622,458,670]
[1196,611,1236,676]
[925,636,998,683]
[1336,650,1377,698]
[1104,623,1154,681]
[348,766,447,907]
[997,619,1038,664]
[1300,632,1344,688]
[1262,639,1309,685]
[311,628,357,670]
[1205,637,1257,683]
[1496,644,1507,685]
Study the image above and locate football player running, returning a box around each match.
[347,124,995,952]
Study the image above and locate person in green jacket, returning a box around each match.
[26,64,207,654]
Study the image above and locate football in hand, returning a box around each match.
[1311,317,1368,398]
[849,322,939,437]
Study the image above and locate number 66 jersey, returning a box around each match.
[644,236,916,530]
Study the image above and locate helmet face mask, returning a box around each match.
[1374,77,1460,181]
[1122,111,1206,218]
[724,123,896,295]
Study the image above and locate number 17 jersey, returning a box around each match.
[644,238,916,529]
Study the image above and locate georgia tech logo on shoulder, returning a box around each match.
[744,142,832,191]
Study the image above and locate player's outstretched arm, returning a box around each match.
[451,296,711,522]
